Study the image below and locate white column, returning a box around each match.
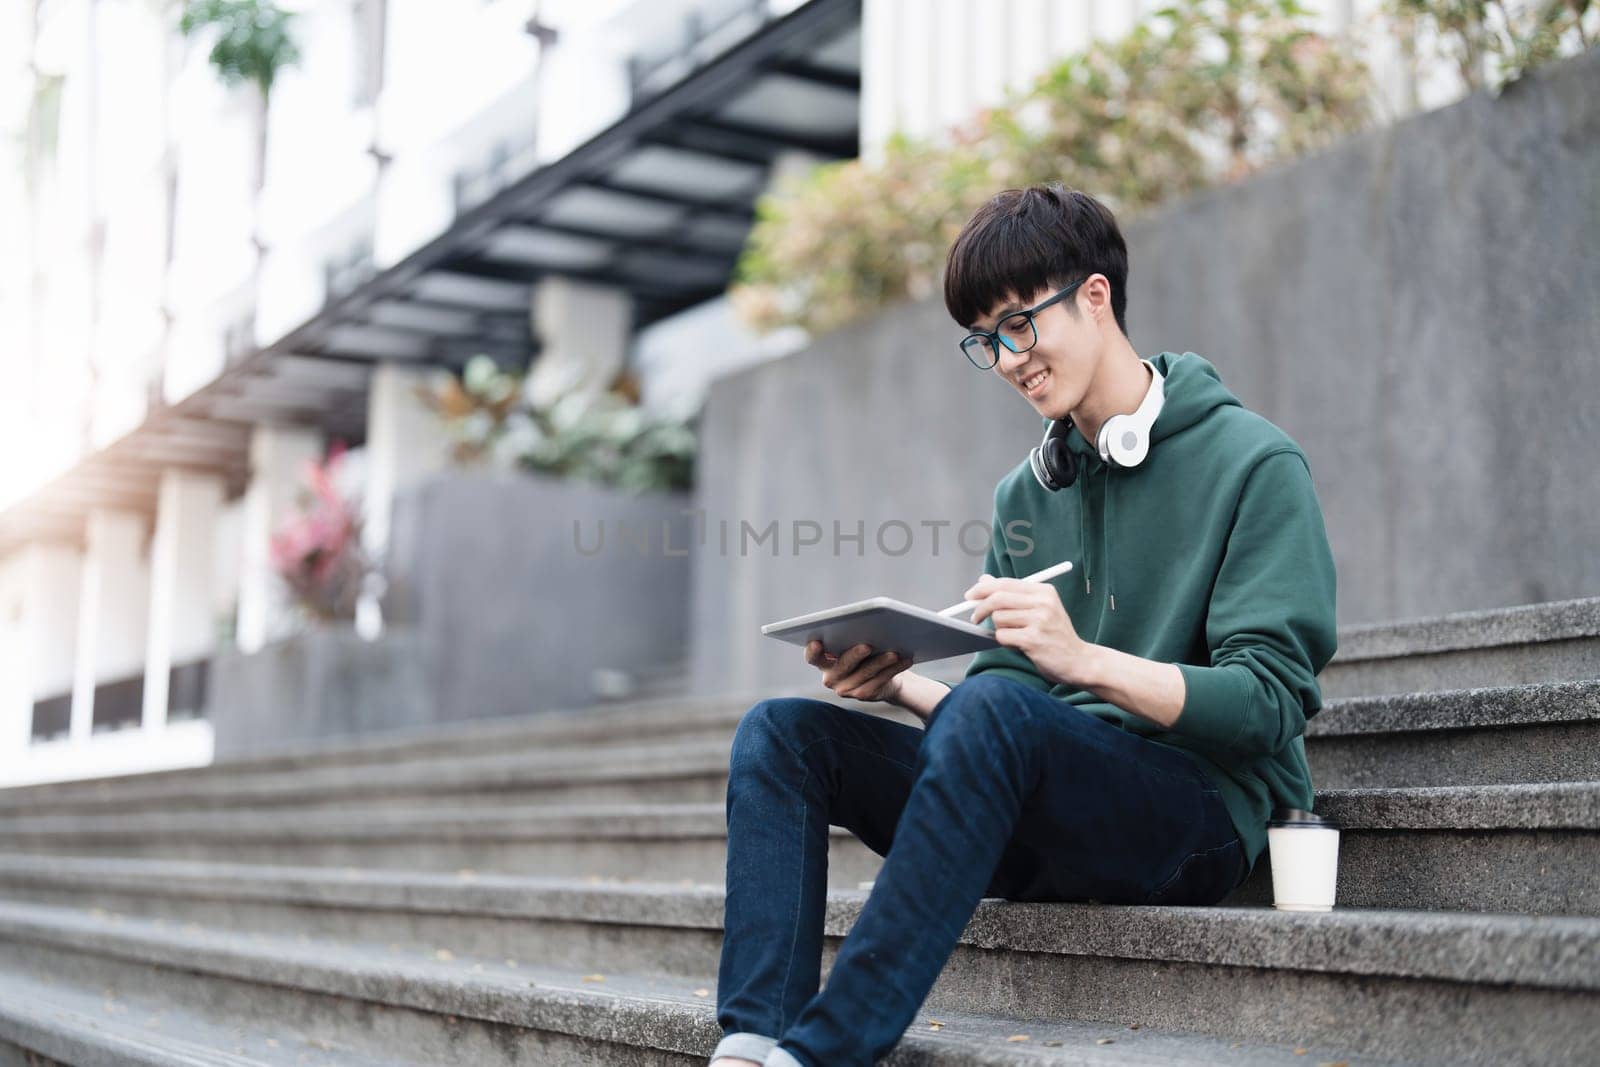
[363,362,454,564]
[932,0,968,135]
[0,545,82,764]
[142,469,225,732]
[896,0,935,142]
[70,509,150,741]
[859,0,898,162]
[236,423,324,654]
[524,277,633,410]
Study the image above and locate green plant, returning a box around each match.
[413,355,522,465]
[177,0,302,97]
[178,0,303,258]
[21,73,64,194]
[1386,0,1596,91]
[732,135,1002,335]
[417,356,697,493]
[734,0,1373,336]
[520,392,696,493]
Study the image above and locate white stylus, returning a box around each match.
[936,559,1075,618]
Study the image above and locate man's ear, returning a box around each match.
[1082,274,1112,322]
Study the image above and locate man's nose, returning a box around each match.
[996,342,1029,376]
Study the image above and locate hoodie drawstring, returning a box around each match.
[1076,460,1116,610]
[1077,475,1090,597]
[1105,473,1115,611]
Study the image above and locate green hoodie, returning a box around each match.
[964,350,1338,877]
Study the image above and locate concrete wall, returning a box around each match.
[387,471,694,722]
[691,47,1600,697]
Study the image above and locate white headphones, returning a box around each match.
[1029,358,1166,492]
[1097,358,1165,467]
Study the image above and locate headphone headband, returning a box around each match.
[1130,359,1164,425]
[1096,358,1165,468]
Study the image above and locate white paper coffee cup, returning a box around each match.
[1266,808,1340,911]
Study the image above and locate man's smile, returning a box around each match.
[1020,367,1051,397]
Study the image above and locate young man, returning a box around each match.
[710,184,1338,1067]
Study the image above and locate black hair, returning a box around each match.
[943,184,1130,337]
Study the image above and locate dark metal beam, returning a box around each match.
[355,299,529,339]
[641,127,772,168]
[766,58,861,93]
[635,287,725,327]
[316,311,532,349]
[574,179,757,230]
[669,115,856,161]
[191,396,330,427]
[427,335,539,370]
[500,217,745,266]
[442,253,723,300]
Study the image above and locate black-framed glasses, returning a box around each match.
[958,278,1086,369]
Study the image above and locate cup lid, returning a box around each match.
[1268,807,1338,829]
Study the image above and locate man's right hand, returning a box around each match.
[804,640,912,703]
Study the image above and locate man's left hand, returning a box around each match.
[965,574,1093,687]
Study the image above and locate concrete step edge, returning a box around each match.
[0,900,1377,1066]
[10,680,1599,814]
[5,596,1593,806]
[21,597,1588,793]
[12,735,732,809]
[1,855,1595,993]
[3,782,1596,839]
[0,736,740,813]
[0,690,781,802]
[1309,678,1600,737]
[1315,780,1600,829]
[0,965,388,1066]
[196,689,756,766]
[1331,596,1600,663]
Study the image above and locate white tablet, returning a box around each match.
[761,596,999,664]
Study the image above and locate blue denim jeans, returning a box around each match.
[711,674,1249,1067]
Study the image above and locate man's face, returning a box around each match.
[974,278,1104,420]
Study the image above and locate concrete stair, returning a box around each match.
[0,696,772,815]
[0,895,1392,1066]
[0,676,1594,817]
[1316,596,1600,699]
[0,596,1596,1064]
[0,963,396,1067]
[2,784,1597,914]
[0,869,1582,1065]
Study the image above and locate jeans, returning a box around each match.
[711,674,1249,1067]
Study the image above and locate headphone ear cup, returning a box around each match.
[1028,443,1053,491]
[1100,416,1149,468]
[1042,434,1078,489]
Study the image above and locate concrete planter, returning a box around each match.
[207,625,432,760]
[385,470,694,724]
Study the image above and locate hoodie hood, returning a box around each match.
[1045,351,1242,609]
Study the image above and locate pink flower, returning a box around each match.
[268,445,367,620]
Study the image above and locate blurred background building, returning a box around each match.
[0,0,1570,787]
